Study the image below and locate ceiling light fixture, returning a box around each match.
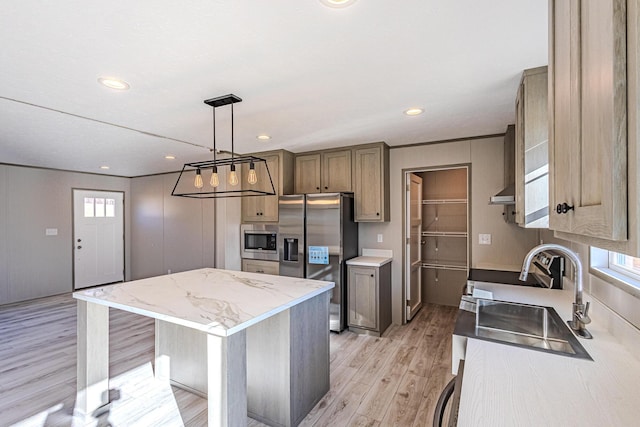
[320,0,357,8]
[257,134,271,141]
[100,165,110,170]
[404,108,424,116]
[98,77,130,90]
[165,155,176,160]
[171,94,276,199]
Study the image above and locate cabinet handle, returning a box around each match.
[370,274,374,277]
[316,187,320,190]
[325,186,328,190]
[555,203,574,214]
[376,212,380,216]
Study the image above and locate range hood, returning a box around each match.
[489,183,515,205]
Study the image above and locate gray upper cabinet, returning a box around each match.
[294,153,321,193]
[353,143,390,222]
[515,66,549,228]
[241,150,294,223]
[293,143,389,222]
[294,149,351,194]
[549,0,627,241]
[321,150,352,192]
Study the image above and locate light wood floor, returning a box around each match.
[0,294,457,426]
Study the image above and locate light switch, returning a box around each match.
[377,234,383,243]
[479,233,492,245]
[45,228,58,236]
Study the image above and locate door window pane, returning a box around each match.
[95,198,105,217]
[84,198,94,217]
[105,198,115,217]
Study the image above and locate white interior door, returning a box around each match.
[73,190,124,289]
[405,173,423,321]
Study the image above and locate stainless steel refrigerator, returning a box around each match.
[278,193,358,332]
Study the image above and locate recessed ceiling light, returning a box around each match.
[165,155,176,160]
[257,135,271,141]
[100,165,110,170]
[320,0,357,8]
[98,77,130,90]
[404,108,424,116]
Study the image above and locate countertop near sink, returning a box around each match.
[467,268,541,287]
[457,283,640,426]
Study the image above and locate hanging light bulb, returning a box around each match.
[228,164,239,186]
[248,161,258,185]
[194,168,204,189]
[210,166,219,187]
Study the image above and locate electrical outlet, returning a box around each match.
[479,234,492,245]
[377,234,383,243]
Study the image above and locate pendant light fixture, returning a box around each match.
[171,94,276,199]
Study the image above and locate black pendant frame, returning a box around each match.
[171,94,276,199]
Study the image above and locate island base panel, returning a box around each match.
[289,291,330,426]
[155,290,331,427]
[247,291,330,427]
[155,319,208,396]
[208,331,248,427]
[75,300,110,419]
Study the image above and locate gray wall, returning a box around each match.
[357,136,539,324]
[130,173,217,280]
[0,164,131,304]
[0,164,221,305]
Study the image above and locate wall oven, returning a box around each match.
[241,224,279,261]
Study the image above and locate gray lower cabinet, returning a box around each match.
[242,259,280,275]
[347,258,391,336]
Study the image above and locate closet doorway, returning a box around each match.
[404,165,469,322]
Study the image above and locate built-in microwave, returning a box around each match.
[240,224,278,261]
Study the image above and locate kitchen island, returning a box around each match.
[73,268,334,427]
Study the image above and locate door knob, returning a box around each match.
[556,203,574,214]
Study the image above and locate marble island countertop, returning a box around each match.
[456,282,640,426]
[73,268,334,337]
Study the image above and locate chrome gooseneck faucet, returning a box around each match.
[520,243,593,339]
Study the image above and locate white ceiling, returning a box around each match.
[0,0,547,177]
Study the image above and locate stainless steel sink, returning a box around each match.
[475,299,592,360]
